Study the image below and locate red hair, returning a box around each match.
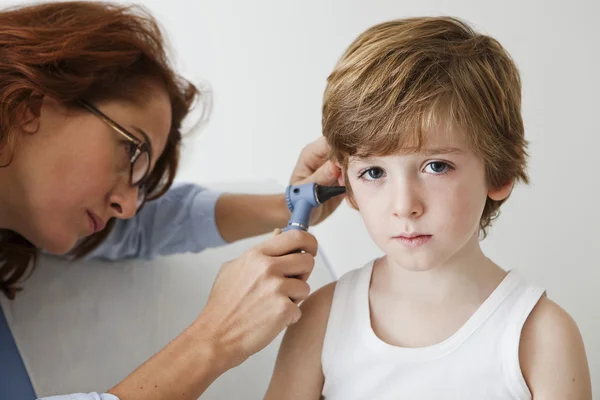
[0,1,203,299]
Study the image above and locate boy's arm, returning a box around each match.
[264,282,336,400]
[520,295,592,399]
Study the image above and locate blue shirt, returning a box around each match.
[1,183,226,400]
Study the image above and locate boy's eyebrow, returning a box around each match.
[348,147,464,164]
[420,147,464,156]
[348,157,375,166]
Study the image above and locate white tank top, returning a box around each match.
[321,260,545,400]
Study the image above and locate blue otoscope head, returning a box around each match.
[283,183,346,232]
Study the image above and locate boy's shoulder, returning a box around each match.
[301,281,337,319]
[298,259,373,324]
[519,294,591,397]
[521,295,584,364]
[299,260,374,324]
[275,281,337,369]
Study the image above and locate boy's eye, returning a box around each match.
[359,167,385,180]
[423,161,451,174]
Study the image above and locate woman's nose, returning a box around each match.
[108,184,139,220]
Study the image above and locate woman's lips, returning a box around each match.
[87,211,106,234]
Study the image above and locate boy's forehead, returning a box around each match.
[348,123,468,162]
[425,122,464,145]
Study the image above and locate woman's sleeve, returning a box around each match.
[39,393,119,400]
[83,182,227,261]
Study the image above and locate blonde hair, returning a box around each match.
[322,17,529,235]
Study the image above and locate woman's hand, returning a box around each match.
[196,228,318,369]
[288,137,344,226]
[107,230,318,400]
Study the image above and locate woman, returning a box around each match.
[0,2,342,399]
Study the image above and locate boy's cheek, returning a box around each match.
[349,184,377,212]
[443,203,481,237]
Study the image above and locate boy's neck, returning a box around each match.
[374,235,506,305]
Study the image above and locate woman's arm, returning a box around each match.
[519,296,592,399]
[264,282,336,400]
[40,393,118,399]
[105,230,319,400]
[105,317,231,400]
[214,192,289,243]
[39,319,230,400]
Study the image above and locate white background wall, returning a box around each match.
[4,0,598,395]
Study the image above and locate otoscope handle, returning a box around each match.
[282,199,313,232]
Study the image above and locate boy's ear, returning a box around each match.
[488,180,513,201]
[335,162,345,187]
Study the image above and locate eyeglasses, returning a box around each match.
[79,100,152,207]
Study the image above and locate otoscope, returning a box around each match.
[283,183,346,232]
[280,182,345,291]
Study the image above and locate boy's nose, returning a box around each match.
[391,179,424,219]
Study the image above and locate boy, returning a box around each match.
[265,17,591,399]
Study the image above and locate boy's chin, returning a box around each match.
[385,252,446,272]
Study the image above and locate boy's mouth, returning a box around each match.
[393,233,432,248]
